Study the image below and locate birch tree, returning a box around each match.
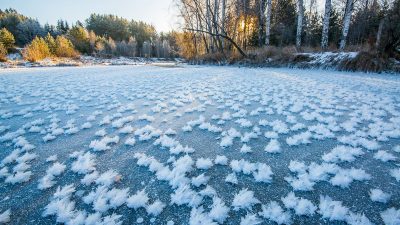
[321,0,332,49]
[221,0,226,46]
[375,18,384,48]
[339,0,354,50]
[258,0,265,46]
[265,0,272,45]
[296,0,304,49]
[206,0,214,52]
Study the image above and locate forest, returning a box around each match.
[0,9,178,62]
[176,0,400,60]
[0,0,399,71]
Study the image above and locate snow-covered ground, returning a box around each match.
[0,65,399,225]
[0,55,181,69]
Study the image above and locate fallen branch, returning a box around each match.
[185,28,247,58]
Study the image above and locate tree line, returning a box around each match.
[176,0,400,59]
[0,9,178,62]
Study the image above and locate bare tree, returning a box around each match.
[221,0,226,47]
[375,18,384,48]
[258,0,265,46]
[296,0,304,49]
[321,0,332,49]
[340,0,354,50]
[206,0,214,51]
[265,0,272,45]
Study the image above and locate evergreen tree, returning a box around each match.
[271,0,297,46]
[0,27,15,50]
[44,33,56,55]
[67,25,90,54]
[16,19,46,45]
[56,20,70,34]
[0,8,27,41]
[44,23,58,37]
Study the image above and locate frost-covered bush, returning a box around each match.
[54,36,79,58]
[23,36,51,62]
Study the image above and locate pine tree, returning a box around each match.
[44,33,56,55]
[67,26,90,53]
[0,28,15,50]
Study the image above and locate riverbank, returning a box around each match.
[0,55,182,69]
[189,51,400,74]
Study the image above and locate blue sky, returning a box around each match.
[1,0,178,32]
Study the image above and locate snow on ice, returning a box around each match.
[0,65,399,224]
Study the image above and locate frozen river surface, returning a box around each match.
[0,65,400,225]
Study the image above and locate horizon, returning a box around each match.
[0,0,179,32]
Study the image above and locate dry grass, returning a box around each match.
[196,52,226,63]
[344,44,373,53]
[0,43,7,62]
[186,44,395,73]
[339,51,389,73]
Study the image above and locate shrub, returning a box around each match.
[246,46,280,64]
[0,28,15,50]
[339,51,389,73]
[198,52,225,63]
[23,36,51,62]
[44,33,56,55]
[54,36,79,58]
[0,43,7,62]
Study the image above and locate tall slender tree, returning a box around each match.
[221,0,226,47]
[321,0,332,49]
[265,0,272,45]
[206,0,214,52]
[340,0,354,50]
[296,0,304,49]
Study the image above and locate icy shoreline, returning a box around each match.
[0,56,183,69]
[2,52,399,74]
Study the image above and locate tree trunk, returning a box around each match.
[214,0,223,51]
[221,0,226,47]
[206,0,214,52]
[375,18,384,49]
[258,0,264,47]
[339,0,354,50]
[265,0,272,46]
[242,0,248,50]
[321,0,331,50]
[214,0,219,36]
[296,0,304,49]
